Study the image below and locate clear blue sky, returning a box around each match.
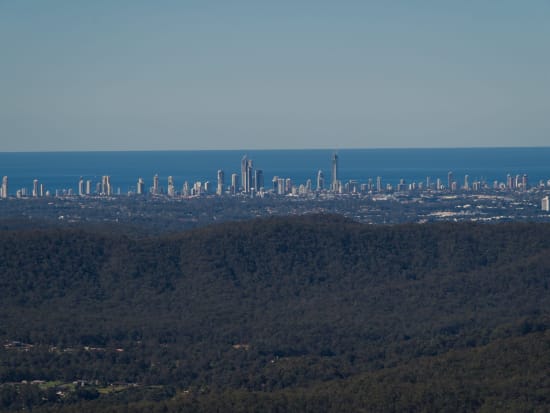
[1,1,549,151]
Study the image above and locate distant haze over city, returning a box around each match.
[1,2,549,151]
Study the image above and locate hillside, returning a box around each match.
[0,215,549,411]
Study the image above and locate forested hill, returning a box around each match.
[0,216,549,412]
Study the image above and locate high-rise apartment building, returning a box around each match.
[272,176,279,193]
[246,160,253,193]
[1,176,8,199]
[167,176,175,197]
[137,178,145,195]
[101,176,112,196]
[78,177,84,196]
[231,173,238,195]
[316,170,324,191]
[447,171,454,191]
[241,155,248,192]
[542,196,550,212]
[254,169,263,192]
[217,170,225,196]
[239,156,254,193]
[33,179,39,197]
[278,178,285,195]
[153,174,159,195]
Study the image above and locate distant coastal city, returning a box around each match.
[1,153,549,206]
[0,150,549,232]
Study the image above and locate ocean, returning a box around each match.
[0,147,549,195]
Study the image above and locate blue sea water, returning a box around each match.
[0,148,549,195]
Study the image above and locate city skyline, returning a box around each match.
[0,154,543,198]
[1,2,550,151]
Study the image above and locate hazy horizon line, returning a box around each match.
[2,145,550,155]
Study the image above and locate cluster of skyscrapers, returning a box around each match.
[0,153,548,208]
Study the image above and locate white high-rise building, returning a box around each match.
[153,174,159,195]
[137,178,145,195]
[33,179,39,197]
[167,176,175,197]
[238,156,254,193]
[316,170,324,191]
[217,170,225,196]
[542,196,550,212]
[78,177,85,196]
[1,176,8,199]
[101,176,112,196]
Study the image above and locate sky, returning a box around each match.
[1,1,549,151]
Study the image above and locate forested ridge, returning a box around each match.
[0,215,549,411]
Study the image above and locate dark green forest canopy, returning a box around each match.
[0,216,549,411]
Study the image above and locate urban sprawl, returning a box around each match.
[1,154,550,229]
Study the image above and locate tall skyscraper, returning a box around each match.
[331,153,338,191]
[1,176,7,199]
[254,169,263,192]
[447,171,454,191]
[101,176,112,196]
[522,174,528,191]
[193,181,202,195]
[272,176,279,193]
[376,176,382,192]
[78,177,84,196]
[246,159,253,193]
[542,196,550,212]
[137,178,145,195]
[33,179,39,197]
[217,170,225,196]
[506,174,513,189]
[464,174,469,191]
[316,170,324,191]
[86,180,92,195]
[241,155,248,192]
[153,174,159,195]
[231,173,238,195]
[240,155,254,193]
[167,176,175,197]
[285,178,292,193]
[278,177,285,195]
